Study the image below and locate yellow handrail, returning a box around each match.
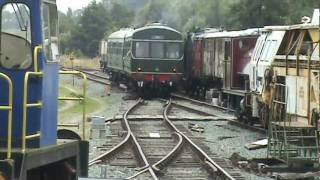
[58,71,87,140]
[33,45,42,72]
[22,71,43,153]
[0,73,13,159]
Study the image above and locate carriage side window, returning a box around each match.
[151,42,164,58]
[42,3,58,62]
[135,42,149,58]
[166,43,181,59]
[1,3,32,69]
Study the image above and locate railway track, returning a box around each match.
[61,66,265,134]
[61,66,110,85]
[171,93,266,133]
[89,99,244,179]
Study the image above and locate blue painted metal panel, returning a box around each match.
[0,0,59,147]
[40,63,59,146]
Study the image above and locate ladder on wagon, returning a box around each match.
[267,81,319,166]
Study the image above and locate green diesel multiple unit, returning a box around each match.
[100,23,184,89]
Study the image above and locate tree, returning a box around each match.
[110,2,134,27]
[227,0,289,29]
[70,1,112,57]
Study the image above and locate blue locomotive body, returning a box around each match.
[0,0,88,179]
[0,0,58,148]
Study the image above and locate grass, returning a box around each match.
[60,56,100,69]
[58,85,101,122]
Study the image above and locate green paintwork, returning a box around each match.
[101,24,184,76]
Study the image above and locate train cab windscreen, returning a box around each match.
[0,3,32,70]
[134,41,182,60]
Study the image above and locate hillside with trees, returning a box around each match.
[59,0,319,57]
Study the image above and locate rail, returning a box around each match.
[152,132,184,172]
[88,100,141,166]
[60,66,110,85]
[22,71,44,153]
[0,73,13,159]
[162,99,237,180]
[58,70,87,140]
[89,98,158,180]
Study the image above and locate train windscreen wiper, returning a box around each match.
[11,3,28,32]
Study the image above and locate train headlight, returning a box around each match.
[138,67,142,72]
[172,68,176,72]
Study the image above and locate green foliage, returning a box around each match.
[59,0,319,57]
[228,0,289,29]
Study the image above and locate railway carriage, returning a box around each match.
[186,29,259,119]
[100,24,184,95]
[0,0,88,179]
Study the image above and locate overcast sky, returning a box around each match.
[56,0,101,13]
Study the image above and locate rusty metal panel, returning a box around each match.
[192,39,204,77]
[286,76,297,114]
[203,39,215,76]
[309,29,320,59]
[214,38,225,78]
[296,76,308,117]
[286,75,308,117]
[310,70,320,112]
[231,37,257,88]
[223,39,232,89]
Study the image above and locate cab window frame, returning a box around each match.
[0,2,33,70]
[42,2,59,63]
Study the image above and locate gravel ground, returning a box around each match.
[175,120,271,180]
[57,77,310,179]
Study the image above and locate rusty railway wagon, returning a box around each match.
[185,29,259,121]
[251,13,320,165]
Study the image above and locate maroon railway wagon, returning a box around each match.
[185,29,259,120]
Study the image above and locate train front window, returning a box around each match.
[0,3,32,69]
[42,3,58,62]
[166,43,181,59]
[151,42,164,58]
[135,42,149,58]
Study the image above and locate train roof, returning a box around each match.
[108,28,135,40]
[263,9,319,31]
[135,23,182,36]
[262,24,319,32]
[108,24,182,40]
[262,26,290,31]
[196,28,259,39]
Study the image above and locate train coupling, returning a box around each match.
[137,81,144,87]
